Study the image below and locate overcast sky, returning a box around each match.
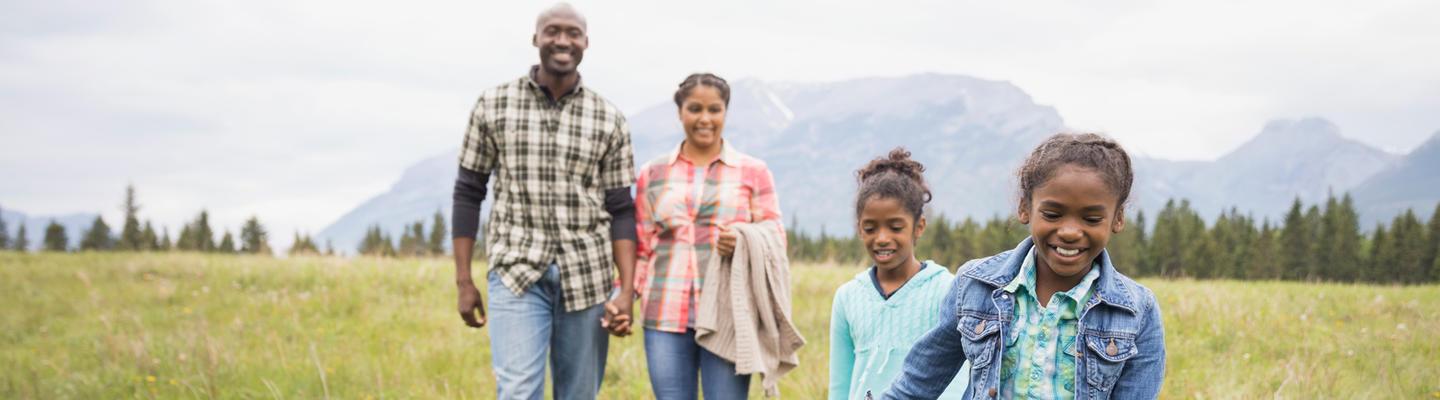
[3,0,1438,248]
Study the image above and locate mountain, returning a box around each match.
[1131,118,1399,221]
[315,150,469,254]
[318,73,1432,250]
[1351,131,1440,225]
[0,209,100,251]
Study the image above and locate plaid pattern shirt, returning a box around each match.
[634,142,784,332]
[459,67,635,312]
[998,247,1100,399]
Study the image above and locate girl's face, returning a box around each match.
[1018,164,1125,282]
[678,85,726,150]
[859,197,926,273]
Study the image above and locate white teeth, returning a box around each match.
[1054,246,1080,257]
[875,250,895,256]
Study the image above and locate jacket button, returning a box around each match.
[1107,338,1119,356]
[975,320,986,334]
[988,388,997,398]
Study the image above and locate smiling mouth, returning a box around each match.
[872,249,896,261]
[1051,245,1086,257]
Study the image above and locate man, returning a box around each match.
[451,3,637,399]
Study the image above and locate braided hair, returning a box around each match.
[673,73,730,107]
[855,147,932,221]
[1016,132,1134,213]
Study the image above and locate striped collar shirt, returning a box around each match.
[634,141,784,332]
[997,247,1100,399]
[459,66,636,312]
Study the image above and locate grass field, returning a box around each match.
[2,252,1438,399]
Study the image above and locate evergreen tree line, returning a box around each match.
[356,211,449,258]
[786,193,1440,284]
[0,185,282,256]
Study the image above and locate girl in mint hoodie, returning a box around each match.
[829,148,970,400]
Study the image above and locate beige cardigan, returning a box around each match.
[694,220,806,397]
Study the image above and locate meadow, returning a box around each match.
[2,252,1437,399]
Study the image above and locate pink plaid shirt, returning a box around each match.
[634,142,785,333]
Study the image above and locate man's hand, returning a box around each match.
[716,224,737,258]
[601,296,633,336]
[458,281,486,328]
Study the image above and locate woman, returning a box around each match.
[633,73,785,400]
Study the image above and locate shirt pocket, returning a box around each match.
[649,183,692,234]
[1083,333,1139,394]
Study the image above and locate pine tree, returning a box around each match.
[42,221,65,252]
[140,221,158,251]
[399,221,426,257]
[159,227,172,251]
[1105,211,1142,276]
[217,231,237,253]
[381,231,398,257]
[954,217,981,266]
[14,224,30,252]
[359,225,385,256]
[1424,201,1440,282]
[1367,224,1393,283]
[1390,210,1427,283]
[1131,210,1150,276]
[0,205,10,249]
[921,214,952,266]
[190,211,215,252]
[79,216,114,251]
[428,211,447,256]
[1324,194,1363,282]
[1301,205,1323,280]
[289,232,321,256]
[1150,199,1205,278]
[324,239,335,256]
[176,224,195,251]
[119,184,144,251]
[1278,198,1311,281]
[1243,220,1280,280]
[240,216,270,256]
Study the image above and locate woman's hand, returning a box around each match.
[716,224,737,258]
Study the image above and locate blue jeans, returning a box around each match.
[487,264,608,400]
[644,328,751,400]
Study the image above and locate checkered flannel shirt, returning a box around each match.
[634,143,785,331]
[459,68,636,312]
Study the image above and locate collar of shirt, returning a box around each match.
[1002,247,1101,315]
[665,139,741,167]
[525,65,584,105]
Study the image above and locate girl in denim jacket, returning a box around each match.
[883,133,1165,400]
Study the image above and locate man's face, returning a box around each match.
[533,15,587,76]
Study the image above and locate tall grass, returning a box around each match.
[1,252,1437,398]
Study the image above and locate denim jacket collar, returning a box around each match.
[962,237,1140,316]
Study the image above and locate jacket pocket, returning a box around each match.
[1083,334,1138,394]
[957,315,1001,368]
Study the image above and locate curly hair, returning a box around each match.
[1016,132,1134,212]
[855,147,932,221]
[673,73,730,107]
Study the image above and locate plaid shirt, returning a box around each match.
[998,247,1100,399]
[459,67,635,312]
[634,142,784,332]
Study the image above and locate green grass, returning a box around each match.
[2,252,1437,399]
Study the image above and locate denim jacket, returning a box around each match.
[882,238,1165,399]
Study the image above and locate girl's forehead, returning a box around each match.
[1034,166,1121,201]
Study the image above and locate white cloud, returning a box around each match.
[3,0,1438,249]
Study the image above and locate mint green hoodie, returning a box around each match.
[829,261,970,400]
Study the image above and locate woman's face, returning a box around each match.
[679,85,727,150]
